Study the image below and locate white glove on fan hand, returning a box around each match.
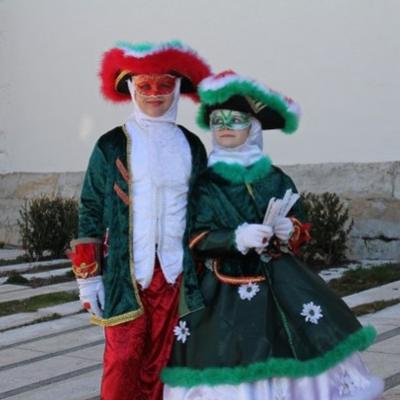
[235,223,273,254]
[273,217,294,242]
[76,276,105,318]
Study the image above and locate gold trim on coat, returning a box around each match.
[116,157,130,184]
[113,182,129,205]
[90,309,143,327]
[189,231,209,249]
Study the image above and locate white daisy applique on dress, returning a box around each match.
[238,282,260,301]
[338,370,357,396]
[174,320,191,343]
[300,301,323,324]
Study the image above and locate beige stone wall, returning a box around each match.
[282,162,400,261]
[1,161,399,262]
[0,172,83,245]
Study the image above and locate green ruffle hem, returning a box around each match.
[162,326,376,387]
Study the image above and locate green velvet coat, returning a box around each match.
[162,158,376,387]
[78,125,207,326]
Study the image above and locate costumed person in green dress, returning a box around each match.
[161,71,384,400]
[67,41,211,400]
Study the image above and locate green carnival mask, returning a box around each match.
[210,109,251,131]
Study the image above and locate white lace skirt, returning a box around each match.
[163,353,384,400]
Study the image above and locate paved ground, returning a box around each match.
[0,252,399,399]
[0,314,103,400]
[0,298,398,399]
[359,305,400,399]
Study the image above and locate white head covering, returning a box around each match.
[207,117,265,167]
[126,78,191,187]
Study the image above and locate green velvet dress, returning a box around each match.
[162,157,382,399]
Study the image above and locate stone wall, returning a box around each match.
[282,162,400,261]
[1,161,399,261]
[0,172,83,245]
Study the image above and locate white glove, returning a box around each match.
[273,217,294,242]
[235,223,273,254]
[76,276,105,318]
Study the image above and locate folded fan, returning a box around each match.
[256,189,300,254]
[263,189,300,226]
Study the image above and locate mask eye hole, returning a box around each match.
[137,83,151,91]
[211,117,223,125]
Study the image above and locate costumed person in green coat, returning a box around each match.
[162,71,384,400]
[67,41,211,400]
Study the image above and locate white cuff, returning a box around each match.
[234,223,250,255]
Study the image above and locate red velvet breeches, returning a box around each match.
[100,263,181,400]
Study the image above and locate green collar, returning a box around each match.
[209,156,272,184]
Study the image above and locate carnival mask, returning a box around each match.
[210,110,251,131]
[133,74,177,97]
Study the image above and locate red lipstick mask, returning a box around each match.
[133,74,177,97]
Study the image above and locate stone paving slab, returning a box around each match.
[22,268,71,280]
[19,325,102,354]
[0,320,103,399]
[0,314,89,348]
[0,259,69,275]
[362,320,400,335]
[359,303,400,335]
[0,281,77,303]
[368,335,400,355]
[0,348,45,368]
[0,301,82,332]
[361,303,400,320]
[383,385,400,400]
[63,344,104,363]
[0,285,27,295]
[0,340,104,377]
[3,369,101,400]
[361,351,400,383]
[358,303,400,325]
[0,313,41,332]
[0,354,98,394]
[36,300,81,317]
[343,280,400,308]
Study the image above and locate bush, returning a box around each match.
[299,192,353,270]
[18,196,78,260]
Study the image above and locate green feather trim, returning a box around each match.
[161,325,376,387]
[196,104,210,130]
[198,80,298,134]
[116,40,184,53]
[210,156,272,184]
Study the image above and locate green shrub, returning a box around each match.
[300,192,353,270]
[18,196,78,260]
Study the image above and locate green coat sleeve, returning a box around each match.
[78,140,107,239]
[189,183,239,257]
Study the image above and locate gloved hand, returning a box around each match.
[235,223,273,254]
[76,276,105,318]
[273,217,294,242]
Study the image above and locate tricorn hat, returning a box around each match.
[99,40,212,103]
[197,71,300,133]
